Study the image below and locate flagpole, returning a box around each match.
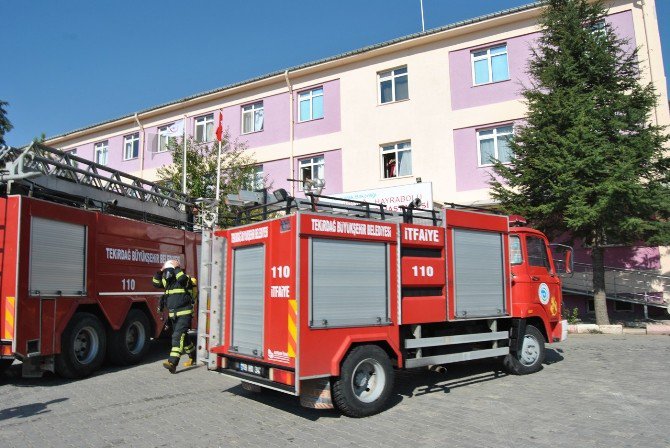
[420,0,425,32]
[215,139,222,203]
[181,117,187,194]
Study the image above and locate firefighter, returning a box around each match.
[153,259,196,373]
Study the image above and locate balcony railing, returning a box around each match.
[560,262,670,309]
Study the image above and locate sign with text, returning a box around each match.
[332,182,433,212]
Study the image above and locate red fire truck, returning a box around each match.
[197,192,571,417]
[0,143,199,378]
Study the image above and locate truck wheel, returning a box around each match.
[108,309,150,366]
[332,345,394,417]
[0,359,13,375]
[503,324,545,375]
[55,312,107,379]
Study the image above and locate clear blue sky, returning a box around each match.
[2,0,669,146]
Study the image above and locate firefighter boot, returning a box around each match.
[183,356,196,367]
[163,360,177,374]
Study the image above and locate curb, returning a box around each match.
[567,324,670,335]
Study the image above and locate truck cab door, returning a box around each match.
[525,235,561,321]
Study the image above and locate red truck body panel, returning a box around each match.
[0,195,198,361]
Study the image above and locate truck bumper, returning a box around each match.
[552,319,568,342]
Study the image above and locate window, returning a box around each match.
[243,165,264,191]
[381,141,412,178]
[299,156,324,191]
[589,19,606,36]
[123,133,139,160]
[242,101,264,134]
[298,87,324,122]
[472,44,509,85]
[65,148,78,167]
[478,125,513,165]
[614,301,633,312]
[526,236,551,271]
[195,114,214,143]
[510,235,523,265]
[157,125,171,153]
[94,141,108,165]
[586,299,595,313]
[379,67,408,104]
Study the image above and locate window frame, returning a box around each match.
[380,140,412,179]
[94,141,109,166]
[298,155,325,192]
[378,66,409,104]
[613,301,633,312]
[526,236,552,272]
[123,132,140,161]
[194,113,215,143]
[157,125,172,153]
[477,124,514,166]
[509,235,523,265]
[298,87,324,122]
[241,101,264,134]
[471,44,510,86]
[243,165,264,191]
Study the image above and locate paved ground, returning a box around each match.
[1,335,669,448]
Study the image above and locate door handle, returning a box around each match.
[531,276,540,281]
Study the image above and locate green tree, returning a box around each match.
[156,131,262,227]
[490,0,670,325]
[0,100,13,146]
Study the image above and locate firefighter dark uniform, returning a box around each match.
[153,261,195,373]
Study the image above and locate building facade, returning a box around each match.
[45,0,669,319]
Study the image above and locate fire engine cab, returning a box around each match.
[197,191,571,417]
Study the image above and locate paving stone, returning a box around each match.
[1,336,669,447]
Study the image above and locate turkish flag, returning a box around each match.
[215,111,223,142]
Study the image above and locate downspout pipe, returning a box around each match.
[284,69,295,196]
[134,113,145,179]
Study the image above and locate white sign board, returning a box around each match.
[332,182,433,212]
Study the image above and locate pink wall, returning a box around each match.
[448,11,635,111]
[294,79,341,139]
[292,149,343,198]
[453,119,518,192]
[261,158,291,192]
[449,33,535,111]
[452,11,636,192]
[224,92,290,149]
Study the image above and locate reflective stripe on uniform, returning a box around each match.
[184,344,194,354]
[165,288,186,294]
[168,309,193,318]
[175,271,185,279]
[152,278,161,285]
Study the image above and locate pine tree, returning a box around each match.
[156,131,263,227]
[490,0,670,325]
[0,100,13,147]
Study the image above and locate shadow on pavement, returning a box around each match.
[0,397,68,421]
[222,383,342,421]
[218,350,566,418]
[0,338,172,387]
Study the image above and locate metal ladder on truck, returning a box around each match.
[196,228,226,369]
[0,142,194,226]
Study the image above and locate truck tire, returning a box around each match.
[0,359,13,375]
[503,324,545,375]
[332,345,394,417]
[55,312,107,379]
[108,309,151,366]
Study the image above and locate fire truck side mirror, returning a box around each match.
[550,244,574,275]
